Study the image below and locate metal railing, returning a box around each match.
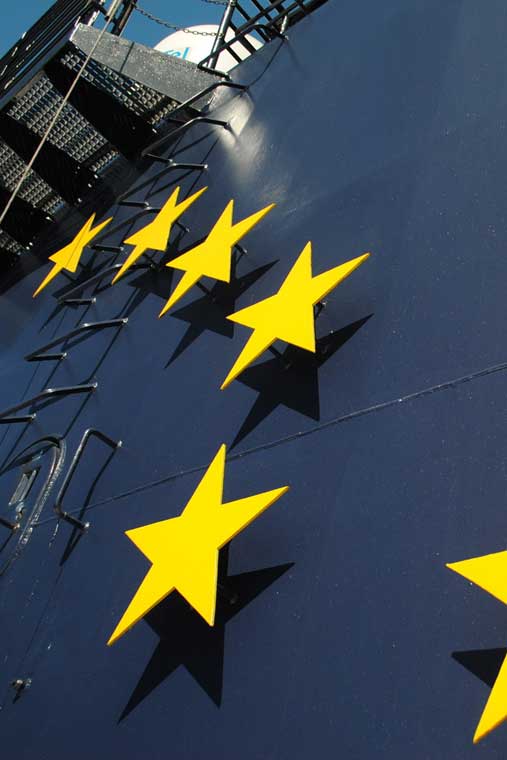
[201,0,328,71]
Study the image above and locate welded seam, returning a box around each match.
[33,357,507,525]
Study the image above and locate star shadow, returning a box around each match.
[119,266,176,319]
[165,260,277,367]
[119,559,293,721]
[165,133,219,164]
[122,137,217,203]
[114,228,191,320]
[230,314,372,449]
[453,648,507,688]
[32,317,126,362]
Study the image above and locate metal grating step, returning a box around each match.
[7,72,117,174]
[0,3,225,258]
[60,48,180,127]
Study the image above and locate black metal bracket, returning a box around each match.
[54,428,122,531]
[91,244,125,253]
[314,301,326,318]
[117,201,190,235]
[235,243,248,259]
[142,157,208,170]
[197,64,231,79]
[118,200,158,211]
[141,117,230,159]
[25,319,128,362]
[245,22,288,41]
[62,297,97,306]
[118,200,153,209]
[58,263,148,304]
[0,384,97,425]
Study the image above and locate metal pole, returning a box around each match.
[109,0,138,36]
[208,0,237,69]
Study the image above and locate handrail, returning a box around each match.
[0,0,101,101]
[199,0,326,71]
[54,427,121,530]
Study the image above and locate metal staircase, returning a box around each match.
[0,0,328,274]
[0,1,220,270]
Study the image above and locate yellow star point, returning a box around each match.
[32,213,112,298]
[220,243,370,389]
[107,444,288,645]
[158,199,275,317]
[447,550,507,743]
[112,185,208,285]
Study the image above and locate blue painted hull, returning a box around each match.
[1,1,507,755]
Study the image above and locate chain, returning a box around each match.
[198,0,229,5]
[134,6,219,35]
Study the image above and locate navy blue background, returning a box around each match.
[2,0,507,756]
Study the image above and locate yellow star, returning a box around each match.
[447,551,507,743]
[158,199,275,317]
[112,185,207,284]
[220,242,370,389]
[32,213,112,297]
[107,444,288,645]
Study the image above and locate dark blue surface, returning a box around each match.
[2,0,507,755]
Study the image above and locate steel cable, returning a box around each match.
[0,0,124,231]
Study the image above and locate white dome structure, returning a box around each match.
[154,24,263,72]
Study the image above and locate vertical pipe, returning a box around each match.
[82,0,107,26]
[208,0,238,69]
[109,0,138,36]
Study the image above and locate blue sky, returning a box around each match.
[0,1,223,57]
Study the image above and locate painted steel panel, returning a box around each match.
[2,0,507,756]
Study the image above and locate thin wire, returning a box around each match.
[0,0,124,231]
[134,6,218,35]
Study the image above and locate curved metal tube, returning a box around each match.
[141,116,230,158]
[0,436,66,573]
[25,318,128,362]
[156,80,246,124]
[58,263,149,303]
[54,428,122,531]
[0,383,97,424]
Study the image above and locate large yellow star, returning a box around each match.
[158,199,275,317]
[447,551,507,743]
[32,213,112,297]
[111,186,207,284]
[220,242,370,389]
[108,444,288,645]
